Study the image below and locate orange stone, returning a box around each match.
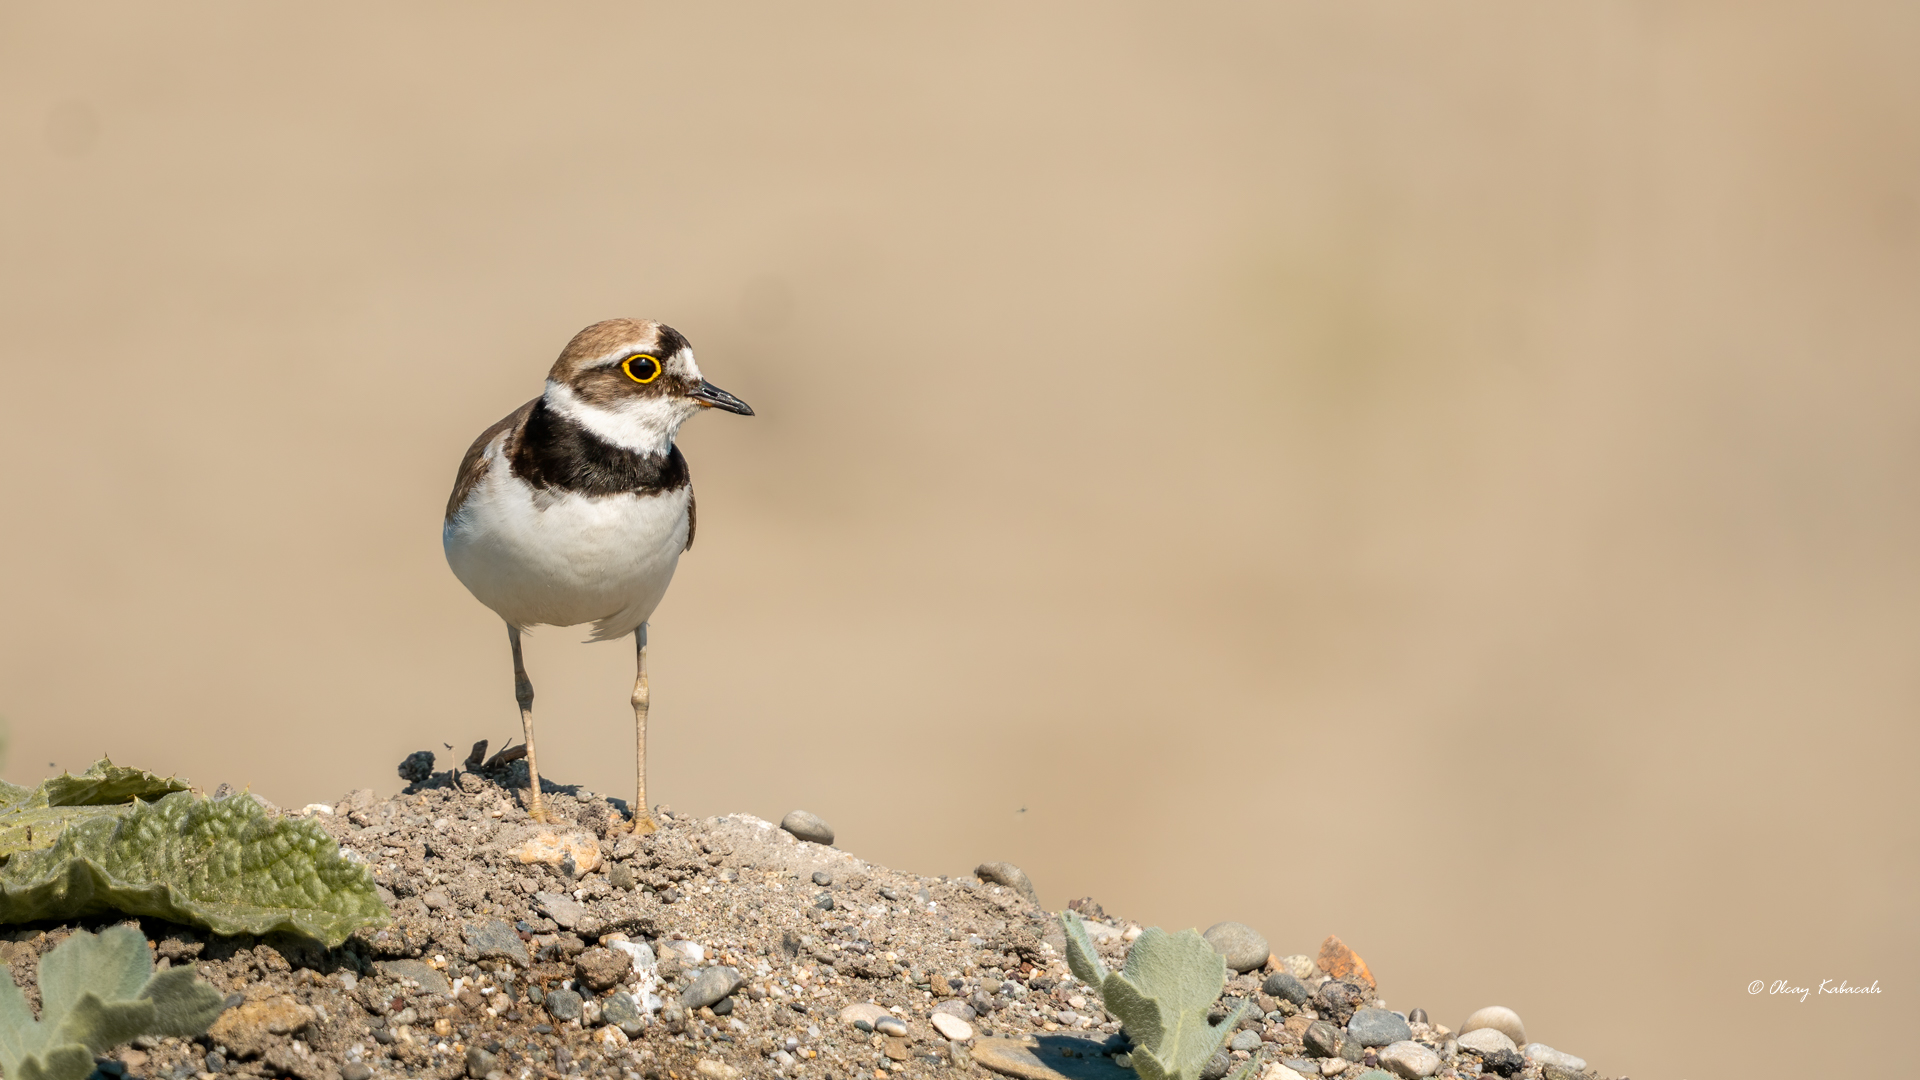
[1316,934,1375,988]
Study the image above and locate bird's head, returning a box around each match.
[542,318,753,453]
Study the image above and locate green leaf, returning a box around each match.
[0,791,388,947]
[1062,911,1110,987]
[0,926,227,1080]
[0,760,190,864]
[1066,917,1238,1080]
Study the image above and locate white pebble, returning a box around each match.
[929,1013,973,1041]
[1460,1005,1525,1046]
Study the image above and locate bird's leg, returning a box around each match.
[630,623,659,835]
[508,624,547,823]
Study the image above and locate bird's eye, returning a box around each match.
[621,354,662,384]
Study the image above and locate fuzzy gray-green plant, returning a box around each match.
[0,760,388,947]
[0,924,226,1080]
[1063,911,1259,1080]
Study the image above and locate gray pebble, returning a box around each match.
[608,862,636,890]
[811,870,833,886]
[544,988,583,1022]
[464,919,530,968]
[533,891,587,930]
[1346,1008,1412,1048]
[1377,1040,1440,1079]
[602,991,645,1036]
[464,1047,497,1080]
[1229,1031,1262,1052]
[814,893,835,911]
[1200,1052,1230,1080]
[1304,1020,1344,1058]
[874,1016,908,1037]
[781,810,835,845]
[680,965,745,1009]
[1262,971,1312,1005]
[341,1065,372,1080]
[1406,1008,1428,1026]
[974,861,1041,906]
[1521,1044,1586,1073]
[933,999,976,1021]
[1202,921,1270,973]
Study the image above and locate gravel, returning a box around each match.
[0,757,1619,1080]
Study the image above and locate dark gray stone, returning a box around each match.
[814,893,835,911]
[1407,1008,1429,1026]
[608,862,636,890]
[544,988,583,1022]
[465,919,530,968]
[781,811,835,845]
[464,1047,497,1080]
[398,751,435,783]
[1200,1051,1230,1080]
[811,870,833,886]
[679,965,744,1010]
[932,999,976,1021]
[1346,1008,1412,1048]
[1202,922,1270,974]
[974,862,1040,906]
[1304,1020,1345,1058]
[1263,971,1312,1005]
[1229,1031,1262,1052]
[1315,979,1363,1025]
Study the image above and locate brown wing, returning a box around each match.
[445,397,539,522]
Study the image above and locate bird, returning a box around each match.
[442,318,752,833]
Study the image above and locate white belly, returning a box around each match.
[443,449,689,641]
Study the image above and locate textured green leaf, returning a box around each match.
[0,792,388,947]
[139,966,227,1038]
[0,760,190,864]
[39,925,151,1023]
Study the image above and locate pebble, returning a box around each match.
[930,1012,974,1041]
[1230,1031,1263,1052]
[509,830,603,873]
[1521,1044,1586,1072]
[839,1003,889,1029]
[1345,1009,1411,1048]
[341,1064,372,1080]
[575,947,630,991]
[1201,1052,1231,1080]
[780,810,835,845]
[210,995,320,1060]
[464,1047,497,1080]
[680,966,744,1009]
[694,1060,740,1080]
[1460,1006,1525,1047]
[1203,922,1271,973]
[608,862,636,890]
[609,938,655,975]
[874,1016,908,1037]
[544,988,583,1022]
[1319,1061,1346,1076]
[1261,1065,1311,1080]
[601,992,645,1036]
[373,960,450,995]
[534,890,588,929]
[811,870,833,886]
[974,1036,1136,1080]
[974,861,1041,906]
[1455,1029,1517,1056]
[398,750,435,782]
[422,889,450,910]
[1315,936,1374,989]
[1314,979,1362,1025]
[933,999,977,1021]
[1375,1042,1439,1079]
[464,919,530,968]
[1405,1008,1428,1026]
[1263,971,1312,1005]
[1281,955,1318,981]
[1304,1020,1344,1058]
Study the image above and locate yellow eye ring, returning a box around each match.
[621,354,661,384]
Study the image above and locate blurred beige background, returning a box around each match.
[3,2,1915,1075]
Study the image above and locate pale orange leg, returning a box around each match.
[630,624,659,834]
[508,625,548,823]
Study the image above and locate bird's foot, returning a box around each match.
[629,812,659,836]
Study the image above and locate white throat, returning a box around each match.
[543,381,696,455]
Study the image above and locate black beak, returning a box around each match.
[689,380,754,415]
